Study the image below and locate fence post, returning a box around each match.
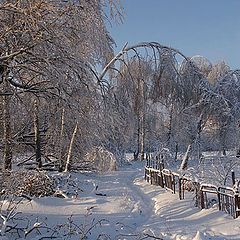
[217,188,221,211]
[160,171,164,188]
[235,193,240,218]
[144,167,147,181]
[173,174,175,194]
[200,189,205,209]
[179,178,182,200]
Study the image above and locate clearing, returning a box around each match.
[15,161,240,239]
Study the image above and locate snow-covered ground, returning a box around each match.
[5,161,236,240]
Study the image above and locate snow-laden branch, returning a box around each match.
[99,41,190,81]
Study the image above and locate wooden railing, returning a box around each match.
[144,155,240,219]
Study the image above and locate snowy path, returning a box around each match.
[18,161,240,239]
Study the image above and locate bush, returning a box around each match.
[0,170,55,197]
[85,146,117,172]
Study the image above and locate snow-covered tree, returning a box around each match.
[0,0,122,170]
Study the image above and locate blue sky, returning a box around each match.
[108,0,240,69]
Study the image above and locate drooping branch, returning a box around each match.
[99,41,190,81]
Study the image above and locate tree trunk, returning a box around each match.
[64,123,78,172]
[166,103,174,146]
[222,148,226,156]
[58,108,65,172]
[140,113,145,161]
[134,77,145,161]
[219,122,227,156]
[174,142,178,161]
[134,117,141,161]
[139,78,145,161]
[133,151,138,161]
[2,70,12,171]
[34,100,42,168]
[180,113,204,171]
[3,93,12,170]
[180,144,192,170]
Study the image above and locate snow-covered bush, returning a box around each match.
[85,146,117,172]
[53,173,83,198]
[0,170,55,197]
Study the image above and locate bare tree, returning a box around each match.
[208,61,230,85]
[0,0,123,170]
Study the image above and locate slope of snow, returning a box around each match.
[12,161,240,239]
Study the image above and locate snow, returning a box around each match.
[3,161,240,239]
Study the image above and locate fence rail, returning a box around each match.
[144,155,240,219]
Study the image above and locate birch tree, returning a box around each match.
[0,0,122,170]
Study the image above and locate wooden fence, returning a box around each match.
[144,154,240,219]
